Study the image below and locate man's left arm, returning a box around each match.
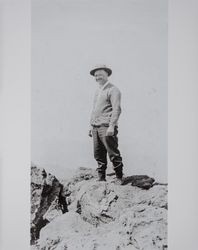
[106,87,121,136]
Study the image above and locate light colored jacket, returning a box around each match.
[90,82,121,127]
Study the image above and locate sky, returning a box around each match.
[31,0,168,182]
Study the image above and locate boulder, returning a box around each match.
[31,167,168,250]
[31,165,68,244]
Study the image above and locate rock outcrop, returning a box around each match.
[31,167,168,250]
[31,165,68,244]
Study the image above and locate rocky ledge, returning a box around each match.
[31,166,168,250]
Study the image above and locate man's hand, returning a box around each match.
[106,125,115,136]
[88,128,92,137]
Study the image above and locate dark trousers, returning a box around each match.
[92,126,123,174]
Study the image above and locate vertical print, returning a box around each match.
[31,0,168,249]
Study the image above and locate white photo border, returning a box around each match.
[0,0,198,249]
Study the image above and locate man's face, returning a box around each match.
[94,70,108,84]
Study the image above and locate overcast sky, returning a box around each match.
[31,0,168,182]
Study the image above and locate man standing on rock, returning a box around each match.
[89,65,124,184]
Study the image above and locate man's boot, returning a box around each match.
[115,169,124,185]
[97,171,106,181]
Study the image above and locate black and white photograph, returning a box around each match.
[1,0,198,250]
[31,0,168,249]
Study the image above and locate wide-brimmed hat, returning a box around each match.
[90,65,112,76]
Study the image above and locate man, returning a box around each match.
[89,65,124,184]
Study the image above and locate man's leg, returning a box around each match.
[92,127,107,181]
[99,126,123,179]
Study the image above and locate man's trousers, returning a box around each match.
[92,125,123,175]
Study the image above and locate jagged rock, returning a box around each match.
[59,167,98,212]
[31,166,68,244]
[69,178,167,227]
[38,211,137,250]
[118,205,167,249]
[74,181,118,225]
[39,212,94,250]
[32,167,167,250]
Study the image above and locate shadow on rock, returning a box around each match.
[121,175,155,189]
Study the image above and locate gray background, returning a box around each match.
[0,0,198,249]
[32,0,168,183]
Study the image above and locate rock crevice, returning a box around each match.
[31,166,68,244]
